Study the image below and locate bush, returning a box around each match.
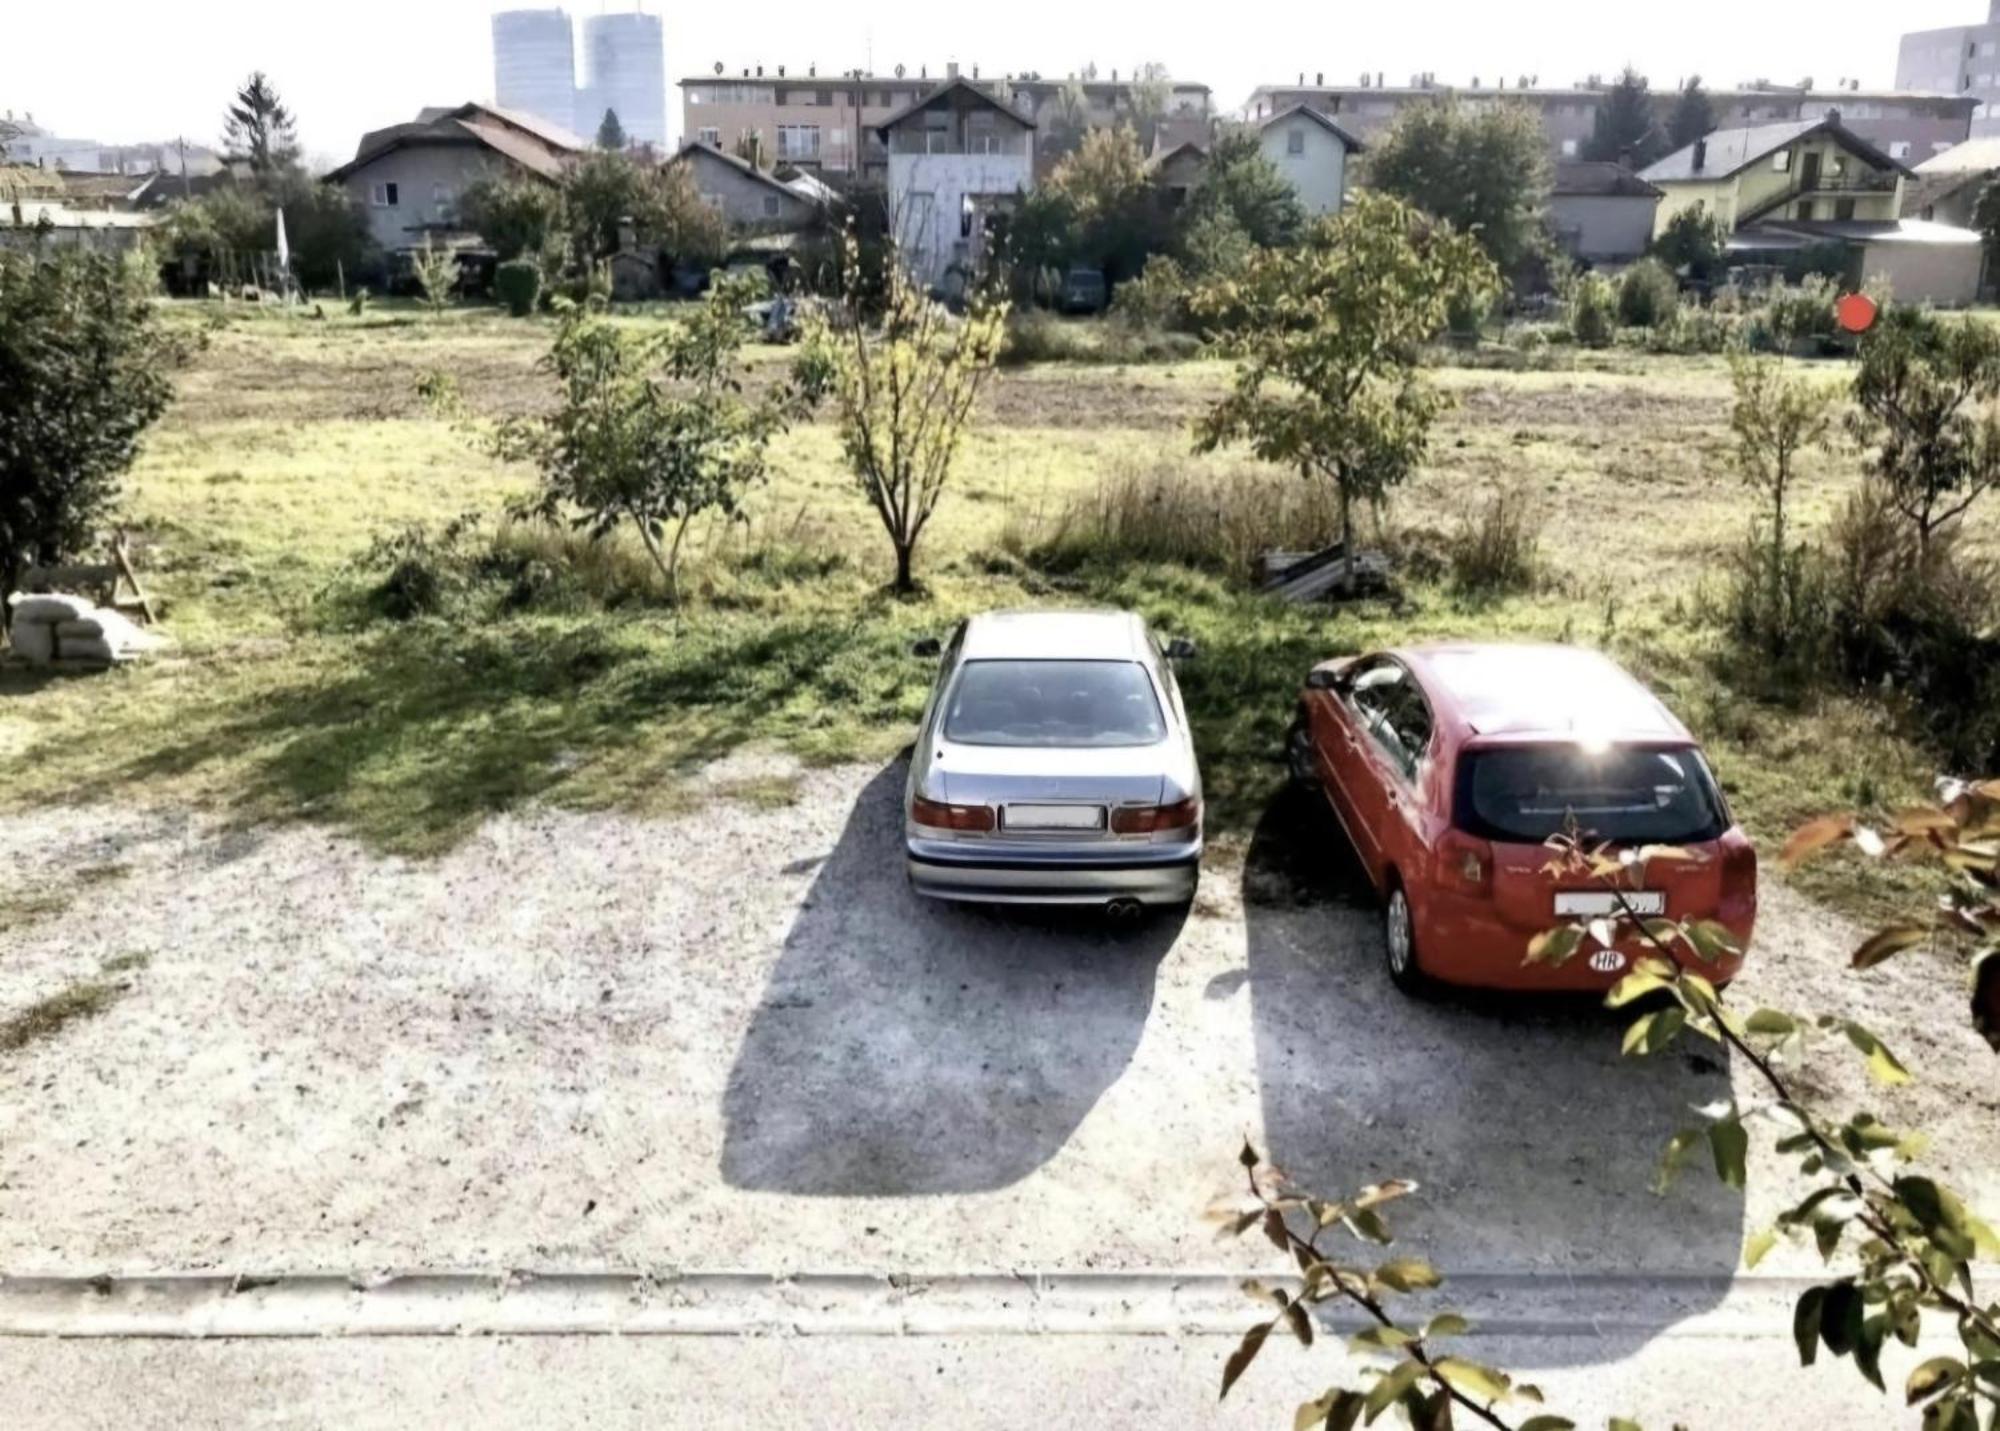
[1000,456,1341,575]
[1643,301,1738,354]
[1560,269,1617,347]
[1616,257,1679,329]
[1446,484,1542,597]
[1109,253,1191,331]
[998,309,1202,367]
[495,259,541,317]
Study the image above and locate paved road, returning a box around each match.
[1,757,1995,1425]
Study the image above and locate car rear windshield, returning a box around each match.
[943,660,1166,748]
[1456,745,1727,845]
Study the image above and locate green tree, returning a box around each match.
[1042,79,1091,162]
[1667,75,1716,152]
[457,171,567,261]
[1849,307,2000,557]
[595,108,627,152]
[1364,99,1550,280]
[1190,193,1498,586]
[801,231,1009,594]
[221,71,300,176]
[0,251,180,599]
[411,237,457,315]
[464,272,799,603]
[1045,125,1168,282]
[561,150,726,267]
[1177,131,1304,254]
[1583,67,1665,168]
[1129,62,1173,151]
[1729,345,1838,642]
[1650,204,1729,283]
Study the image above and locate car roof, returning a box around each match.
[1395,643,1692,744]
[960,609,1150,662]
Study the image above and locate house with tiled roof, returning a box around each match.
[1256,105,1363,216]
[324,102,587,255]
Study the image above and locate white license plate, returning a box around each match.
[1003,804,1105,831]
[1554,891,1665,917]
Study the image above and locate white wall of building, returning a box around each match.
[886,151,1032,288]
[1259,117,1349,216]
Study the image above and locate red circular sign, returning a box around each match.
[1836,292,1879,334]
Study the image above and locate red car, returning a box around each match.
[1287,643,1756,995]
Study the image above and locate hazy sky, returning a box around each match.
[0,0,1986,166]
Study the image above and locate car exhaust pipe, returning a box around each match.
[1105,897,1145,923]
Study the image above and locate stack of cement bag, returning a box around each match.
[5,592,166,669]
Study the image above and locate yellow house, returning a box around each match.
[1639,117,1911,237]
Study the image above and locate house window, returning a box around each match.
[1560,138,1578,157]
[697,127,720,146]
[815,89,832,106]
[1287,125,1305,155]
[369,181,398,207]
[1891,140,1913,158]
[1797,200,1815,220]
[431,182,452,220]
[762,195,780,217]
[1772,149,1792,173]
[777,124,820,159]
[1835,198,1856,220]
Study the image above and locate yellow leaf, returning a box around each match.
[1780,814,1855,870]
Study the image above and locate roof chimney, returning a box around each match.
[946,60,959,79]
[1692,137,1707,172]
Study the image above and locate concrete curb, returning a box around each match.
[0,1269,1832,1340]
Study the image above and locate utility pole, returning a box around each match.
[176,137,190,199]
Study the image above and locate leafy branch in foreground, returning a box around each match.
[1215,1147,1591,1430]
[1228,788,2000,1429]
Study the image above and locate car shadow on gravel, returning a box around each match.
[720,761,1182,1196]
[1243,784,1744,1367]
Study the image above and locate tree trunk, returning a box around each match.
[1338,481,1354,593]
[893,538,915,595]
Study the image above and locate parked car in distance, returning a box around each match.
[905,610,1202,915]
[1058,267,1108,315]
[1288,643,1756,994]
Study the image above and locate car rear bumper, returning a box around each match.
[1415,894,1752,993]
[906,842,1201,906]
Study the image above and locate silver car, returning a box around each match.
[904,610,1203,913]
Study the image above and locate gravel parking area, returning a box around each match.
[2,757,1995,1360]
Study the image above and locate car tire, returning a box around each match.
[1384,881,1432,998]
[1285,710,1316,788]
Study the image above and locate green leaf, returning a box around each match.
[1685,918,1743,963]
[1361,1360,1423,1424]
[1239,1139,1261,1170]
[1842,1021,1913,1086]
[1606,968,1672,1007]
[1345,1207,1394,1245]
[1851,924,1927,970]
[1744,1226,1779,1269]
[1907,1357,1966,1405]
[1794,1285,1826,1366]
[1284,1299,1314,1347]
[1744,1008,1799,1038]
[1220,1320,1270,1400]
[1352,1179,1418,1210]
[1373,1258,1443,1292]
[1422,1312,1471,1340]
[1526,923,1585,967]
[1434,1356,1511,1404]
[1820,1280,1862,1358]
[1518,1420,1577,1431]
[1708,1117,1749,1189]
[1348,1325,1414,1355]
[1855,1311,1888,1391]
[1654,1128,1702,1194]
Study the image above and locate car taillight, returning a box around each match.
[1722,839,1758,906]
[1439,829,1493,896]
[1111,797,1202,835]
[910,796,995,832]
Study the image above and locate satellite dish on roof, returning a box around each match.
[895,63,905,78]
[713,62,723,75]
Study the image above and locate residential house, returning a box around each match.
[668,142,819,231]
[680,64,1208,180]
[1898,2,2000,140]
[1549,162,1662,263]
[1240,79,1973,164]
[325,102,587,257]
[1643,118,1983,304]
[877,78,1034,291]
[1148,139,1209,211]
[0,201,156,254]
[1906,135,2000,225]
[1257,105,1361,217]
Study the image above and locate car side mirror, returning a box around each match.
[1305,667,1345,692]
[911,637,942,659]
[1164,636,1197,661]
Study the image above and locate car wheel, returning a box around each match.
[1384,883,1431,998]
[1285,711,1316,788]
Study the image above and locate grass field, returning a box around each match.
[4,299,1989,919]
